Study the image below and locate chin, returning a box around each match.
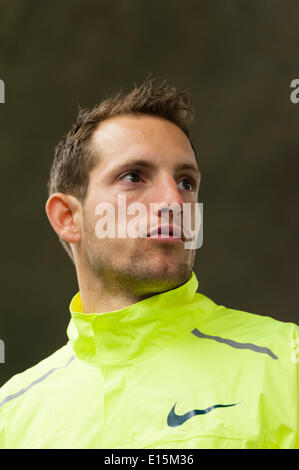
[144,259,191,282]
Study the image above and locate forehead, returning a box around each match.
[89,114,197,168]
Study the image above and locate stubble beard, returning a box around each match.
[81,211,196,297]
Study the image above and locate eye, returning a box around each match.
[120,170,143,184]
[177,177,196,191]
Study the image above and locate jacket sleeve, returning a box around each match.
[295,327,299,449]
[0,392,7,448]
[0,410,5,448]
[0,378,13,449]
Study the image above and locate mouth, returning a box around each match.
[146,224,185,243]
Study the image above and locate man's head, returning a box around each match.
[46,80,201,297]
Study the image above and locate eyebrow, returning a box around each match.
[111,158,201,179]
[175,162,201,177]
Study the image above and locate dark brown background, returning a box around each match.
[0,0,298,386]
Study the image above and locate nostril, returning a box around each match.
[158,206,171,218]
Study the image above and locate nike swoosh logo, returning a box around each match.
[167,401,241,427]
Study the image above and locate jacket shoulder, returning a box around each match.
[194,292,299,354]
[0,342,74,406]
[217,300,298,336]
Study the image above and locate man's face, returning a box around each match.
[79,114,201,295]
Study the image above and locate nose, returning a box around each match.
[151,175,183,220]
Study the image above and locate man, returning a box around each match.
[0,80,298,449]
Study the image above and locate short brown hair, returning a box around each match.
[48,79,195,260]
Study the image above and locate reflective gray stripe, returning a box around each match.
[192,328,278,360]
[0,355,75,409]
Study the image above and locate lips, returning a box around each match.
[147,224,185,241]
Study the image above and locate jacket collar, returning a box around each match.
[67,271,199,366]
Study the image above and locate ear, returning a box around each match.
[45,193,82,244]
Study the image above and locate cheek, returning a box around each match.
[82,204,99,240]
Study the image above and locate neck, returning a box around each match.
[75,261,190,314]
[78,276,147,313]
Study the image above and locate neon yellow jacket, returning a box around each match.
[0,272,298,448]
